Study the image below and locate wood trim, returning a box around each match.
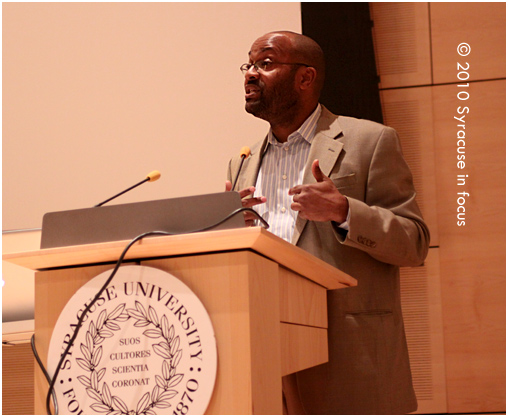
[3,227,357,290]
[280,323,328,377]
[143,252,284,414]
[279,267,327,328]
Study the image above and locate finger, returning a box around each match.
[291,193,299,203]
[225,180,232,192]
[291,203,303,211]
[244,211,258,221]
[288,185,303,196]
[242,196,267,208]
[244,211,258,227]
[245,220,255,227]
[311,159,325,182]
[291,203,308,219]
[238,186,256,199]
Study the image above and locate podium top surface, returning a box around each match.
[3,227,356,290]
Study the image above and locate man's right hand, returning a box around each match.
[225,181,266,227]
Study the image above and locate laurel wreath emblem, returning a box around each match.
[75,302,184,415]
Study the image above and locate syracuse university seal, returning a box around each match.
[48,265,217,415]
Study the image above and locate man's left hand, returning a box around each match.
[289,159,349,223]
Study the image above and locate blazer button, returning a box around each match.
[357,235,376,248]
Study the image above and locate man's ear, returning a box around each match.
[298,67,318,91]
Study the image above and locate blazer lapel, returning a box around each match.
[292,107,344,245]
[239,136,269,190]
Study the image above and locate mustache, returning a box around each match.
[246,79,261,87]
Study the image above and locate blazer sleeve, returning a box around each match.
[339,126,430,267]
[226,159,234,183]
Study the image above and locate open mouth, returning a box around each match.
[245,85,260,100]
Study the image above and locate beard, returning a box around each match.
[245,71,300,125]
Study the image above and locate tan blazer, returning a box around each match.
[227,106,430,414]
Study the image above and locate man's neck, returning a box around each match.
[270,125,298,143]
[270,103,319,143]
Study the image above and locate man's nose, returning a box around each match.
[244,66,259,80]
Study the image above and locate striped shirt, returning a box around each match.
[254,105,322,242]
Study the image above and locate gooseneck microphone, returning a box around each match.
[94,170,161,207]
[231,146,251,190]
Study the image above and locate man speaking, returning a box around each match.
[226,31,430,414]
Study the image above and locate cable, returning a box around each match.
[31,334,58,415]
[198,207,270,231]
[31,207,269,414]
[45,231,164,414]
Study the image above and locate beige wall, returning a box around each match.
[3,2,301,231]
[2,3,302,322]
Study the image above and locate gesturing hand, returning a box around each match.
[288,160,348,223]
[225,181,267,227]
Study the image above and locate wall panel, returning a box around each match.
[430,2,506,84]
[380,87,439,246]
[2,343,35,415]
[400,249,447,414]
[372,2,505,414]
[432,80,505,413]
[381,88,446,413]
[370,2,432,89]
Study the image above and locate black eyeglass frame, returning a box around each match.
[240,60,311,74]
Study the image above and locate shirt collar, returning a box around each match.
[268,104,322,146]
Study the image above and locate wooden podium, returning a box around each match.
[3,227,356,415]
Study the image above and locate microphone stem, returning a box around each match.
[94,178,149,207]
[231,156,247,191]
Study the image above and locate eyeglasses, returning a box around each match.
[240,60,310,74]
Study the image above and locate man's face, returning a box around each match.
[244,34,300,123]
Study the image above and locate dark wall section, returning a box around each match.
[301,3,383,124]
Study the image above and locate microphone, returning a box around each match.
[231,146,251,190]
[94,170,161,207]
